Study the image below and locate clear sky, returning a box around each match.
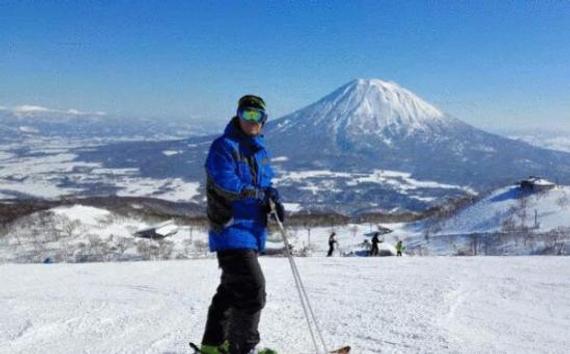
[1,1,569,131]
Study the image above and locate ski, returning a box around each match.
[330,346,351,354]
[191,341,349,354]
[189,342,204,353]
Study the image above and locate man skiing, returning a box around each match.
[370,232,381,256]
[327,232,338,257]
[199,95,284,354]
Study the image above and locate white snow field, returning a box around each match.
[0,143,202,202]
[1,257,569,354]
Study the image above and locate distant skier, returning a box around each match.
[199,95,282,354]
[327,232,338,257]
[396,240,405,256]
[370,232,382,256]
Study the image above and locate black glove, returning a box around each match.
[264,187,285,223]
[263,186,280,204]
[242,186,285,222]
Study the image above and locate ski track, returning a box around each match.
[0,258,569,354]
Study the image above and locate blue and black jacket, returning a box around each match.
[205,117,275,252]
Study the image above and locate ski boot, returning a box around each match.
[246,348,277,354]
[190,340,230,354]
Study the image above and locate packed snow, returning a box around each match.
[1,257,568,353]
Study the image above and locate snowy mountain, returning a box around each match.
[264,79,570,189]
[268,79,451,144]
[0,105,210,142]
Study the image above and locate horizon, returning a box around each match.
[2,77,569,136]
[1,2,569,132]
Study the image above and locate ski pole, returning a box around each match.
[269,200,329,354]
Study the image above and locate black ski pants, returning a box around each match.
[327,244,334,257]
[370,244,379,256]
[202,249,266,354]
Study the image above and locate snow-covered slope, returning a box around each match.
[0,204,197,263]
[436,184,570,235]
[1,257,569,353]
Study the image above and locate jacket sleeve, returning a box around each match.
[205,140,257,201]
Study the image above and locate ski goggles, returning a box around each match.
[238,107,267,124]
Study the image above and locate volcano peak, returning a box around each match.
[338,78,445,121]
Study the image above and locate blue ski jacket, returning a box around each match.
[205,117,275,252]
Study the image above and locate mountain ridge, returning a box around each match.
[5,78,570,213]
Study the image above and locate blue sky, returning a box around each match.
[1,1,569,131]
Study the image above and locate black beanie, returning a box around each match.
[238,95,266,111]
